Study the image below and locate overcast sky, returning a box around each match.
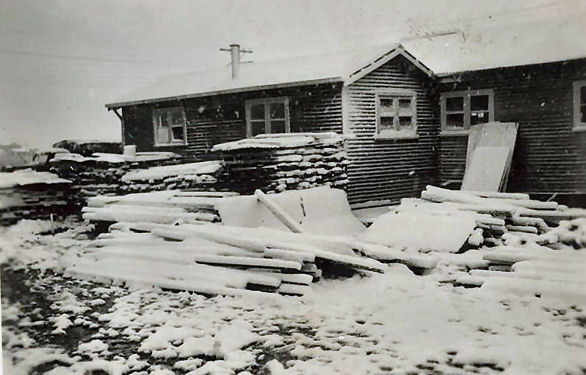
[1,0,585,149]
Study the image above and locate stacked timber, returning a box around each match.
[452,243,586,304]
[417,185,584,248]
[61,222,387,297]
[120,161,226,193]
[0,169,78,225]
[212,133,349,194]
[81,190,236,232]
[48,151,187,199]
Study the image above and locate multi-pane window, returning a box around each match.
[440,89,494,131]
[245,97,290,137]
[153,107,186,145]
[573,80,586,129]
[376,91,417,138]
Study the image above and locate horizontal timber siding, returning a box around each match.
[122,83,343,159]
[439,58,586,193]
[346,55,440,204]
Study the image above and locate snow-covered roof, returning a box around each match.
[106,43,433,108]
[403,38,586,76]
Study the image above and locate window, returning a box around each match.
[376,90,417,139]
[440,89,494,132]
[245,97,290,137]
[573,80,586,130]
[153,107,186,145]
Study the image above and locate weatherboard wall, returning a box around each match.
[439,58,586,193]
[121,82,343,160]
[345,55,440,204]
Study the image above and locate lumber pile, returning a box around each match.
[452,243,586,304]
[120,161,227,193]
[0,169,78,225]
[61,222,387,297]
[81,190,236,228]
[48,151,187,199]
[212,133,349,194]
[416,185,583,248]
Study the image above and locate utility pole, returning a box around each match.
[220,44,253,79]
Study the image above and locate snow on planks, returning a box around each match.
[62,221,387,297]
[465,246,586,304]
[417,185,580,248]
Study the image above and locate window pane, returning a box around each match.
[471,95,489,111]
[269,103,285,119]
[171,126,184,141]
[581,105,586,123]
[250,121,265,136]
[379,116,394,131]
[171,111,183,125]
[250,104,265,120]
[270,120,286,133]
[399,116,412,128]
[379,98,394,111]
[446,96,464,111]
[581,86,586,105]
[398,98,412,109]
[446,113,464,127]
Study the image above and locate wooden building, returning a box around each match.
[106,44,439,204]
[438,58,586,201]
[106,44,586,205]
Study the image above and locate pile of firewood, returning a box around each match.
[212,133,349,194]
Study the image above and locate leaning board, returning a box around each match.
[463,122,518,191]
[462,146,510,192]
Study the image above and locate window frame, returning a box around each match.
[375,89,418,140]
[440,89,494,134]
[244,97,290,138]
[573,80,586,131]
[152,106,187,146]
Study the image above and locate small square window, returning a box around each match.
[441,90,494,132]
[376,92,417,138]
[153,107,186,145]
[245,97,290,137]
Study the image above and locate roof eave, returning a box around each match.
[105,76,344,109]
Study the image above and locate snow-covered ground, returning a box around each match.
[2,220,586,375]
